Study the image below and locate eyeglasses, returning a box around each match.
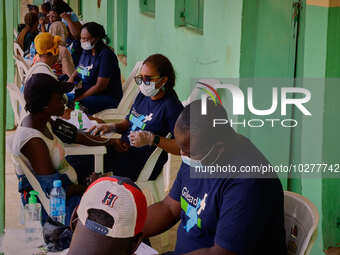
[134,75,161,86]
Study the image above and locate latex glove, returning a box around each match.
[128,131,155,147]
[88,124,115,136]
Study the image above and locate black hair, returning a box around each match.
[86,208,141,254]
[27,4,39,12]
[87,209,114,228]
[24,74,60,114]
[143,54,177,97]
[176,99,233,147]
[24,89,53,114]
[51,0,73,15]
[50,7,61,20]
[24,12,39,27]
[41,2,52,13]
[17,24,26,33]
[81,22,110,53]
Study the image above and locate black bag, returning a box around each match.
[43,217,73,252]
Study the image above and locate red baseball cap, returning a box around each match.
[76,177,147,238]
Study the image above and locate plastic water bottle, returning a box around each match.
[24,190,43,247]
[71,102,83,129]
[50,180,66,224]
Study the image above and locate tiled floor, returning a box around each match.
[3,131,181,254]
[5,131,23,230]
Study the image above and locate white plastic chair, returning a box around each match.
[133,133,172,205]
[6,134,50,214]
[13,42,24,59]
[7,83,28,126]
[6,81,108,172]
[284,191,319,255]
[64,143,107,174]
[13,28,18,39]
[93,61,143,121]
[134,133,173,248]
[15,58,29,85]
[182,79,222,106]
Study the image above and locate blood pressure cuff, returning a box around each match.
[51,118,78,144]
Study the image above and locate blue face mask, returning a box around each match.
[181,155,203,168]
[181,145,218,167]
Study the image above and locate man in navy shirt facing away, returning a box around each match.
[143,100,287,255]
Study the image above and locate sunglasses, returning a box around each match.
[134,75,161,86]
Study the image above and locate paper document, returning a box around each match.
[135,242,159,255]
[59,112,97,130]
[54,242,158,255]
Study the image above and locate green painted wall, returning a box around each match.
[125,0,242,102]
[300,5,331,254]
[240,1,340,254]
[239,0,299,190]
[0,0,7,233]
[81,0,108,32]
[322,6,340,249]
[5,0,16,130]
[82,0,243,101]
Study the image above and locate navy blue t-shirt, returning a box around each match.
[104,91,183,181]
[122,91,183,141]
[169,135,287,255]
[76,46,122,101]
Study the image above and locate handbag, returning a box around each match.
[42,217,73,252]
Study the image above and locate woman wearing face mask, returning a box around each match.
[88,54,184,181]
[67,22,123,115]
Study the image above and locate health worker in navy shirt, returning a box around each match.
[143,100,287,255]
[68,22,122,115]
[89,54,184,181]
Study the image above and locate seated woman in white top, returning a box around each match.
[12,73,123,225]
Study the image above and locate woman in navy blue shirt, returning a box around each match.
[68,22,123,115]
[89,54,184,181]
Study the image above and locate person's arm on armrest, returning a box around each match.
[143,195,181,238]
[76,48,118,101]
[75,77,109,101]
[68,69,78,83]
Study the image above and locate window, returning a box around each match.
[140,0,155,17]
[107,0,128,57]
[79,0,82,18]
[175,0,204,33]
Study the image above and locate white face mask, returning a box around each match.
[181,155,203,168]
[181,145,220,168]
[81,41,94,51]
[140,81,160,97]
